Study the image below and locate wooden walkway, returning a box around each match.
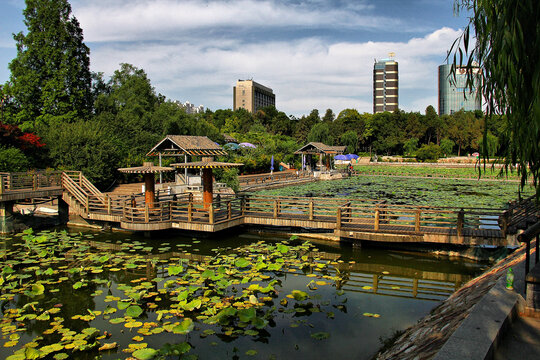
[2,170,539,246]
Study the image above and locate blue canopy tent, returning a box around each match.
[346,154,359,160]
[334,155,348,161]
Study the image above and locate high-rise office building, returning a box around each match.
[438,64,482,115]
[233,80,275,113]
[373,57,398,113]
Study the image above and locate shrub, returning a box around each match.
[416,143,442,162]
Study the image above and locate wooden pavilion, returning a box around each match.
[147,135,242,209]
[147,135,228,183]
[294,142,346,171]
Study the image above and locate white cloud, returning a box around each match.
[89,26,463,116]
[72,0,401,42]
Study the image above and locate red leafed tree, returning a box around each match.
[1,122,45,150]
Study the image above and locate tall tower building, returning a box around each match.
[438,64,482,115]
[373,56,398,113]
[233,80,275,113]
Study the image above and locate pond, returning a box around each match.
[0,228,490,360]
[256,176,533,208]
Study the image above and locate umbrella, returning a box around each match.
[239,142,257,149]
[346,154,359,160]
[224,142,240,150]
[270,155,274,171]
[334,155,348,160]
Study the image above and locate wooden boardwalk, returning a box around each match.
[2,170,539,246]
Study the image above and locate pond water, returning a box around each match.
[257,176,533,209]
[0,228,490,360]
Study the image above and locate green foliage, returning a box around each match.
[216,168,240,192]
[415,143,441,162]
[0,146,30,172]
[7,0,92,129]
[440,138,455,157]
[42,120,121,188]
[307,122,332,144]
[340,130,359,154]
[403,138,419,156]
[452,0,540,197]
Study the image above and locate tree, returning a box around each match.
[340,130,358,154]
[7,0,92,130]
[452,0,540,196]
[322,109,335,123]
[440,138,455,157]
[403,138,419,156]
[307,122,332,145]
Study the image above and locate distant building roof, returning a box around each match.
[294,142,346,155]
[147,135,227,157]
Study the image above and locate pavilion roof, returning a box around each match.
[118,162,174,174]
[171,161,243,169]
[147,135,228,157]
[294,142,346,155]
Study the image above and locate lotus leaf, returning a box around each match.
[311,332,330,340]
[173,318,194,334]
[132,347,158,359]
[126,305,144,318]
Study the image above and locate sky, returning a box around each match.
[0,0,471,117]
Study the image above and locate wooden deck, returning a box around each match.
[2,170,539,246]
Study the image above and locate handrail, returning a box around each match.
[518,221,540,279]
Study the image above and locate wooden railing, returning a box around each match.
[0,171,62,195]
[2,169,529,238]
[238,171,313,187]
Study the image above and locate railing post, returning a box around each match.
[309,201,314,221]
[169,202,172,221]
[500,210,509,237]
[107,195,111,215]
[209,204,214,224]
[415,208,421,232]
[0,175,4,195]
[79,172,82,187]
[374,207,380,231]
[273,200,279,218]
[188,201,193,222]
[336,207,342,230]
[145,204,149,223]
[457,209,464,236]
[33,173,37,190]
[8,174,12,191]
[85,196,89,214]
[228,201,232,220]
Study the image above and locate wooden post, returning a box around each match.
[500,210,509,237]
[336,208,342,230]
[33,173,37,190]
[209,204,214,224]
[79,172,82,187]
[107,195,111,215]
[145,204,149,223]
[228,201,232,220]
[309,201,314,220]
[415,209,421,232]
[188,202,193,222]
[273,200,279,218]
[373,274,379,293]
[413,279,419,297]
[457,209,464,236]
[534,235,540,264]
[374,208,380,231]
[85,196,89,214]
[0,175,3,195]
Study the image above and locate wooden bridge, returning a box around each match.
[1,170,538,246]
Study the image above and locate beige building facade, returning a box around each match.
[373,58,399,113]
[233,80,275,113]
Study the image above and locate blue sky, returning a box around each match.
[0,0,470,116]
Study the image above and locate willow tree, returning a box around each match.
[451,0,540,198]
[7,0,92,130]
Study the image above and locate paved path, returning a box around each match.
[494,315,540,359]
